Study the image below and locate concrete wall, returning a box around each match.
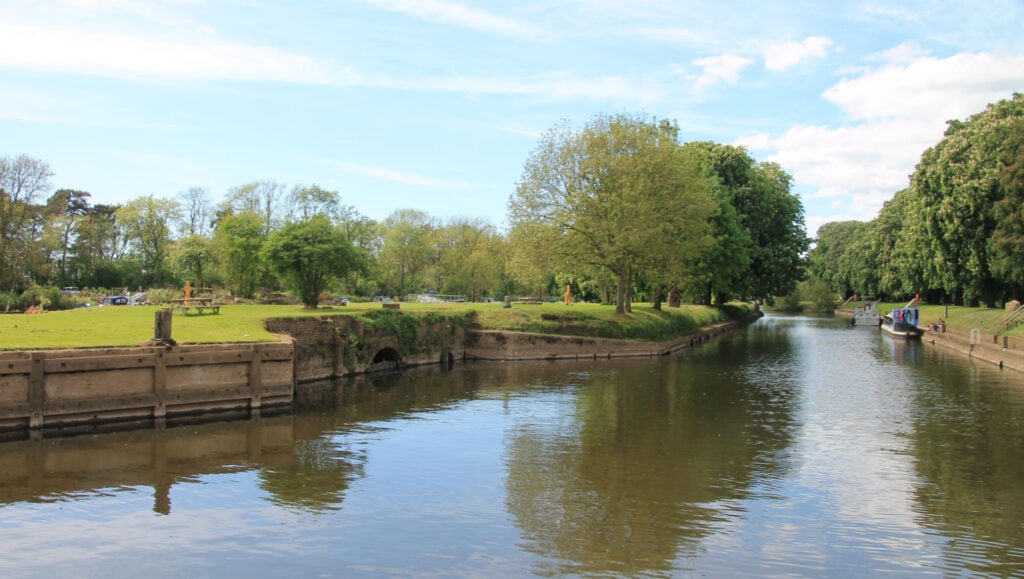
[0,311,741,434]
[922,328,1024,372]
[265,314,466,384]
[0,342,294,432]
[465,320,743,361]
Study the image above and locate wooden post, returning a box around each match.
[503,295,511,309]
[155,308,173,342]
[29,353,45,429]
[153,349,167,420]
[248,345,262,410]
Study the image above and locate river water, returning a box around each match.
[1,314,1023,577]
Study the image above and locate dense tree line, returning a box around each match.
[809,94,1024,307]
[1,113,808,311]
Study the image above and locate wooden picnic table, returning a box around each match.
[167,297,221,315]
[513,297,544,304]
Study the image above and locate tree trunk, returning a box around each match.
[624,265,633,313]
[615,273,627,315]
[668,286,681,308]
[652,285,662,311]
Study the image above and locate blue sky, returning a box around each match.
[2,1,1023,237]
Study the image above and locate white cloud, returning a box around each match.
[692,53,753,89]
[764,36,833,71]
[628,26,714,46]
[488,121,544,139]
[359,0,551,41]
[824,52,1024,121]
[0,88,72,124]
[333,162,455,188]
[739,51,1024,231]
[0,13,660,104]
[0,23,339,84]
[738,118,928,202]
[430,72,663,103]
[867,41,930,65]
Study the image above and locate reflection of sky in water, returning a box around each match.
[677,315,1008,574]
[1,316,1023,576]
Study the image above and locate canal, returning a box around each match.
[1,314,1022,576]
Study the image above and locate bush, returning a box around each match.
[0,290,17,312]
[803,280,837,313]
[776,290,803,312]
[9,285,77,312]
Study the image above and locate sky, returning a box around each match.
[2,0,1023,237]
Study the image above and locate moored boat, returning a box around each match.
[851,301,880,327]
[881,306,922,339]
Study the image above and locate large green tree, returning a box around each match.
[171,234,217,290]
[991,118,1024,298]
[264,216,362,308]
[808,221,868,296]
[286,184,377,295]
[222,180,284,237]
[509,113,716,314]
[71,203,126,288]
[286,184,345,223]
[215,213,267,299]
[180,186,213,237]
[436,217,503,301]
[41,189,91,286]
[740,162,809,300]
[682,143,808,302]
[0,154,53,291]
[679,143,751,305]
[912,93,1024,305]
[116,196,180,287]
[377,209,437,298]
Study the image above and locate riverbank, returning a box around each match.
[0,303,761,436]
[836,304,1024,372]
[919,326,1024,372]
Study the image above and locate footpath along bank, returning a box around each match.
[0,306,762,437]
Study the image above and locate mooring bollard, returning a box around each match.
[155,308,173,342]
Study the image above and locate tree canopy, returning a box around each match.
[509,113,718,314]
[264,216,363,308]
[808,93,1024,306]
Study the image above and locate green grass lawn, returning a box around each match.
[0,301,753,350]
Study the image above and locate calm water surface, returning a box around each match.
[1,314,1023,577]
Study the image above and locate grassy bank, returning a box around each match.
[0,301,758,350]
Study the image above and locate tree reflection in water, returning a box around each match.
[504,326,799,576]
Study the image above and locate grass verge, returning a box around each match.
[0,301,758,350]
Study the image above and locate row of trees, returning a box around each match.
[1,113,808,310]
[808,94,1024,307]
